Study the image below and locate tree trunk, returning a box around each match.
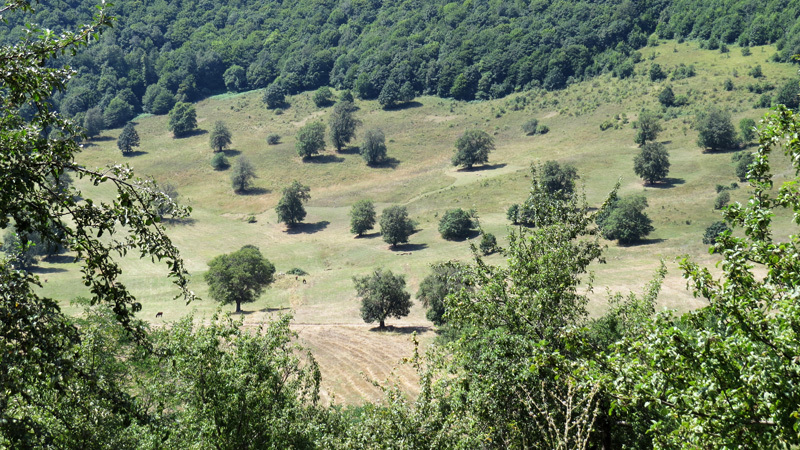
[235,300,242,313]
[379,319,385,329]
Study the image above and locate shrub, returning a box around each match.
[741,46,752,56]
[438,208,477,240]
[538,125,550,134]
[286,267,308,276]
[723,79,734,91]
[266,133,280,145]
[522,119,539,135]
[479,232,498,255]
[714,191,731,210]
[211,153,229,170]
[702,221,731,245]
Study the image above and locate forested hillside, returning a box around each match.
[2,0,800,132]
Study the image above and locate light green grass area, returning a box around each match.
[28,40,800,403]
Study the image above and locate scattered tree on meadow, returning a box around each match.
[339,90,354,103]
[696,107,739,151]
[417,264,467,326]
[597,195,654,244]
[634,110,662,146]
[329,101,360,151]
[354,269,412,329]
[230,156,256,192]
[263,83,286,109]
[117,122,140,155]
[379,205,415,247]
[312,86,334,107]
[479,232,498,255]
[649,63,666,81]
[266,133,281,145]
[350,199,376,236]
[204,245,275,313]
[540,160,579,197]
[714,191,730,210]
[360,128,387,165]
[276,181,311,227]
[438,208,478,240]
[732,151,755,181]
[658,86,675,107]
[168,102,197,137]
[83,105,104,137]
[739,118,757,143]
[452,129,494,169]
[209,121,232,152]
[295,121,326,159]
[150,181,180,220]
[774,77,800,110]
[702,220,730,245]
[211,153,229,170]
[523,118,539,135]
[633,142,671,184]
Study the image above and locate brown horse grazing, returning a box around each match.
[155,311,163,318]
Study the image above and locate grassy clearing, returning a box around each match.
[33,40,799,403]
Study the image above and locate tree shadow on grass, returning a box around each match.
[389,242,428,252]
[444,229,482,242]
[123,150,148,157]
[175,129,208,139]
[221,148,241,157]
[368,157,400,169]
[29,265,68,274]
[337,146,361,155]
[382,101,423,111]
[286,220,330,234]
[260,306,291,313]
[90,135,115,142]
[618,238,666,247]
[42,254,75,264]
[369,324,432,333]
[457,162,507,172]
[237,187,270,196]
[306,154,345,164]
[355,231,381,239]
[646,177,685,189]
[163,217,197,226]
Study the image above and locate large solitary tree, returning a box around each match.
[329,101,360,151]
[117,122,140,155]
[168,102,197,137]
[230,156,256,193]
[379,205,415,247]
[696,107,739,151]
[634,110,663,146]
[209,120,232,152]
[350,199,376,236]
[452,129,494,169]
[354,269,412,329]
[361,128,388,165]
[597,195,654,244]
[276,181,311,227]
[205,245,276,313]
[295,121,326,159]
[633,142,670,184]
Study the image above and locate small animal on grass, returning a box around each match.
[155,311,163,318]
[302,278,307,284]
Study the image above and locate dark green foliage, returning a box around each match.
[295,121,326,159]
[714,191,730,209]
[266,133,280,145]
[438,208,477,241]
[378,80,401,109]
[479,232,498,255]
[757,93,773,108]
[211,153,229,170]
[339,90,354,103]
[204,245,275,313]
[223,64,247,92]
[506,204,520,224]
[143,85,175,115]
[83,105,104,137]
[329,101,360,151]
[696,107,739,151]
[723,78,734,91]
[104,97,134,129]
[598,195,654,244]
[749,64,763,78]
[168,102,197,137]
[312,86,334,108]
[702,221,730,245]
[540,160,578,197]
[658,85,675,106]
[276,181,310,227]
[732,151,755,181]
[739,118,757,143]
[354,269,412,329]
[350,199,376,236]
[538,124,550,134]
[361,128,387,165]
[286,267,307,276]
[117,122,140,155]
[230,156,256,193]
[263,83,286,109]
[379,205,415,247]
[634,110,662,146]
[671,63,695,80]
[774,78,800,110]
[523,118,539,135]
[149,181,180,220]
[417,265,465,326]
[633,142,670,184]
[452,129,494,169]
[209,120,232,152]
[649,63,666,81]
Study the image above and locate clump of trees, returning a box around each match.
[354,269,412,329]
[204,245,275,313]
[263,83,287,109]
[168,102,197,137]
[452,129,494,169]
[438,208,478,240]
[276,181,311,228]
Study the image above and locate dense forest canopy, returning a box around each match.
[3,0,800,130]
